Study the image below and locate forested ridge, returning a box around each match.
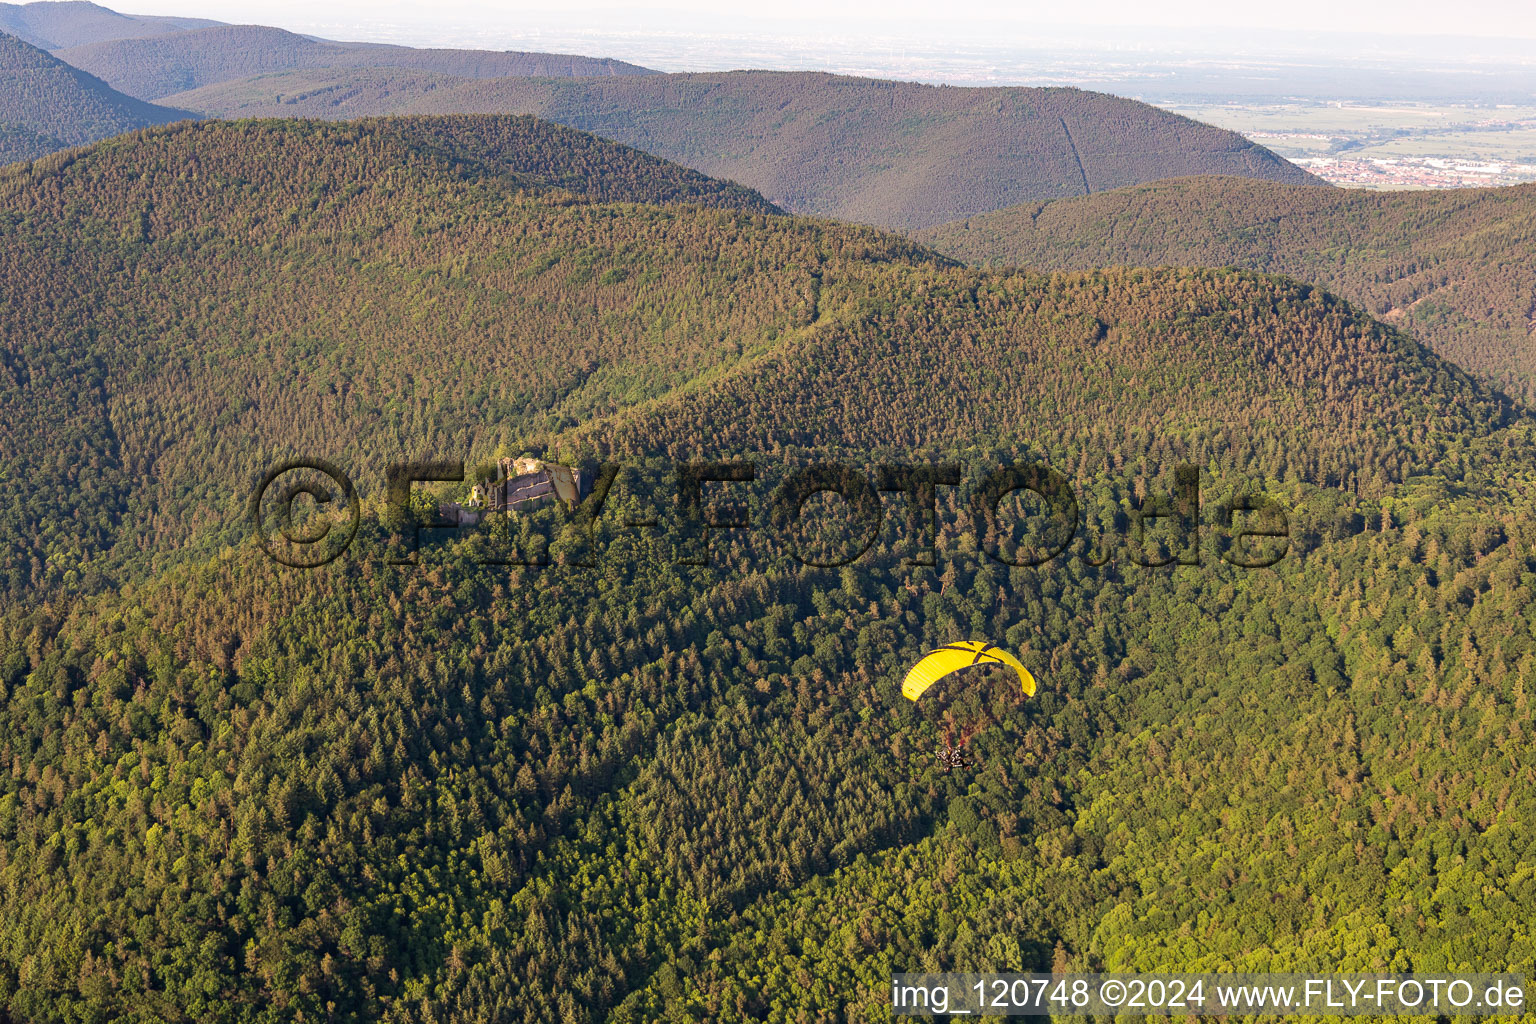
[57,25,654,103]
[161,71,1322,231]
[0,121,59,164]
[0,1,218,50]
[2,117,1536,1023]
[7,15,1322,230]
[917,175,1536,401]
[0,30,189,161]
[0,115,860,599]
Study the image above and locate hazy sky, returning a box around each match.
[140,0,1536,42]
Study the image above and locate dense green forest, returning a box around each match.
[0,31,188,159]
[0,115,802,598]
[0,120,58,163]
[917,175,1536,401]
[160,72,1321,230]
[57,25,653,103]
[3,116,1536,1023]
[7,13,1322,231]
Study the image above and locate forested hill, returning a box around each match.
[4,115,1536,1024]
[0,115,845,597]
[0,115,1500,601]
[342,114,781,213]
[0,121,57,162]
[0,30,188,161]
[582,266,1512,486]
[162,70,1323,230]
[0,0,218,49]
[56,24,654,101]
[916,175,1536,400]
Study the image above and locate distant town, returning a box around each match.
[1292,155,1536,188]
[1151,101,1536,190]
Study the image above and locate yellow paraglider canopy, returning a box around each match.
[902,641,1036,701]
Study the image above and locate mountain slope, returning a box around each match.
[585,267,1509,480]
[2,116,1535,1024]
[164,70,1323,230]
[0,0,217,49]
[163,64,474,116]
[349,114,780,213]
[0,119,59,161]
[0,115,812,596]
[916,175,1536,399]
[0,30,188,159]
[0,118,1486,599]
[56,24,654,100]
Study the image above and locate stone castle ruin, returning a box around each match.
[444,457,590,526]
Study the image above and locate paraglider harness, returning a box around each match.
[937,724,976,773]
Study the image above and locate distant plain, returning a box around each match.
[1164,100,1536,186]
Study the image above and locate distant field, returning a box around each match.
[1162,100,1536,187]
